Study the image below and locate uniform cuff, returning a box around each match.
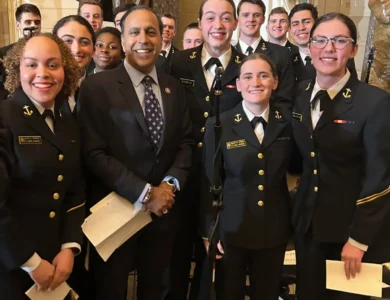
[21,252,42,273]
[348,237,369,252]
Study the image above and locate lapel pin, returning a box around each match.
[190,52,196,59]
[235,56,241,64]
[305,82,311,91]
[165,87,171,94]
[261,43,267,51]
[275,111,282,120]
[234,113,242,123]
[23,105,33,116]
[342,88,351,98]
[294,56,299,62]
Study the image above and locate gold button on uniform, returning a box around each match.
[205,96,210,102]
[314,186,318,192]
[198,142,203,148]
[310,152,315,157]
[258,170,265,176]
[258,201,264,207]
[313,169,317,175]
[58,154,64,161]
[201,127,205,133]
[204,112,209,118]
[257,153,264,159]
[57,175,64,182]
[49,211,56,218]
[53,193,60,200]
[258,185,264,191]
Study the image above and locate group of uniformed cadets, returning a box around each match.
[1,1,390,300]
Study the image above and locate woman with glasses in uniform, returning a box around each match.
[292,12,390,300]
[0,33,85,300]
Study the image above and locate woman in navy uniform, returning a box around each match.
[292,13,390,300]
[0,33,85,300]
[202,53,293,300]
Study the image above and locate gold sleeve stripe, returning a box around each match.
[67,201,86,213]
[356,185,390,206]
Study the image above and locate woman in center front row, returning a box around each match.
[292,13,390,300]
[202,53,294,300]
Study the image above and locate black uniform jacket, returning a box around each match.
[78,64,193,208]
[0,88,85,270]
[292,76,390,256]
[170,44,245,158]
[202,103,293,249]
[235,38,294,106]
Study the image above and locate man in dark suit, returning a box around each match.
[235,0,294,106]
[160,13,179,68]
[288,3,357,84]
[78,6,193,300]
[169,0,245,298]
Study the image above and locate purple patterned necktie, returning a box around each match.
[142,75,164,147]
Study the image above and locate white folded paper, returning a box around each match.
[82,192,152,261]
[326,260,383,297]
[283,250,296,265]
[26,282,71,300]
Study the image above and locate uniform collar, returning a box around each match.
[238,37,261,54]
[311,69,351,101]
[28,96,55,115]
[242,101,269,122]
[201,46,232,71]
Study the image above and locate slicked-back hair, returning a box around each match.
[268,7,288,19]
[53,15,96,46]
[288,3,318,22]
[77,0,103,15]
[237,0,266,17]
[15,3,41,22]
[199,0,237,20]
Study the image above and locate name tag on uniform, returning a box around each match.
[18,136,42,145]
[292,112,302,121]
[180,78,195,87]
[226,139,246,149]
[276,137,291,141]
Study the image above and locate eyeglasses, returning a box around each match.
[310,36,355,50]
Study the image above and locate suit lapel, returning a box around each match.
[261,105,288,150]
[254,38,271,56]
[315,76,357,131]
[187,45,209,94]
[231,104,260,149]
[235,42,243,54]
[117,65,150,138]
[298,81,315,135]
[221,47,243,87]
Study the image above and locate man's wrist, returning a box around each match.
[141,185,154,204]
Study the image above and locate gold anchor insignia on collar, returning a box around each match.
[275,111,282,119]
[23,105,33,116]
[305,82,311,91]
[261,43,267,50]
[234,113,242,122]
[190,51,196,59]
[235,56,241,64]
[343,88,352,98]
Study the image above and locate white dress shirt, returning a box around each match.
[161,44,171,58]
[242,101,269,144]
[201,46,232,91]
[238,37,261,56]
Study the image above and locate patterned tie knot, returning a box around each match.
[205,57,222,70]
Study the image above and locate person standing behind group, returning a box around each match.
[202,53,293,300]
[292,12,390,300]
[53,15,95,116]
[113,3,136,31]
[0,33,85,300]
[78,0,103,33]
[182,22,203,50]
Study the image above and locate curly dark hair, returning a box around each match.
[3,32,80,97]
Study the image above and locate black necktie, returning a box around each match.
[311,90,331,111]
[247,46,254,55]
[305,56,312,66]
[160,50,167,57]
[204,57,222,70]
[142,75,164,148]
[42,109,55,132]
[251,116,267,130]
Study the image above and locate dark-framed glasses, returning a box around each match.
[310,36,355,50]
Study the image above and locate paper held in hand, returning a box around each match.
[82,192,152,261]
[26,282,74,300]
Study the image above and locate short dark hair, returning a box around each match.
[53,15,96,46]
[120,6,163,35]
[184,22,199,32]
[239,53,277,78]
[237,0,266,17]
[310,12,357,44]
[268,6,288,19]
[77,0,103,15]
[15,3,41,22]
[161,13,177,27]
[113,3,136,20]
[95,27,124,57]
[289,3,318,22]
[199,0,237,20]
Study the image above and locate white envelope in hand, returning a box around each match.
[25,282,71,300]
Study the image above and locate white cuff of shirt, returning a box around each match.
[21,252,42,273]
[348,237,369,252]
[135,183,151,205]
[61,242,81,255]
[163,176,180,192]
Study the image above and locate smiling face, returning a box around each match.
[238,2,264,39]
[199,0,237,56]
[237,58,278,110]
[57,21,94,70]
[121,9,162,74]
[309,19,358,82]
[289,10,315,48]
[267,13,289,41]
[80,3,103,32]
[20,36,64,108]
[161,16,176,44]
[93,32,122,71]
